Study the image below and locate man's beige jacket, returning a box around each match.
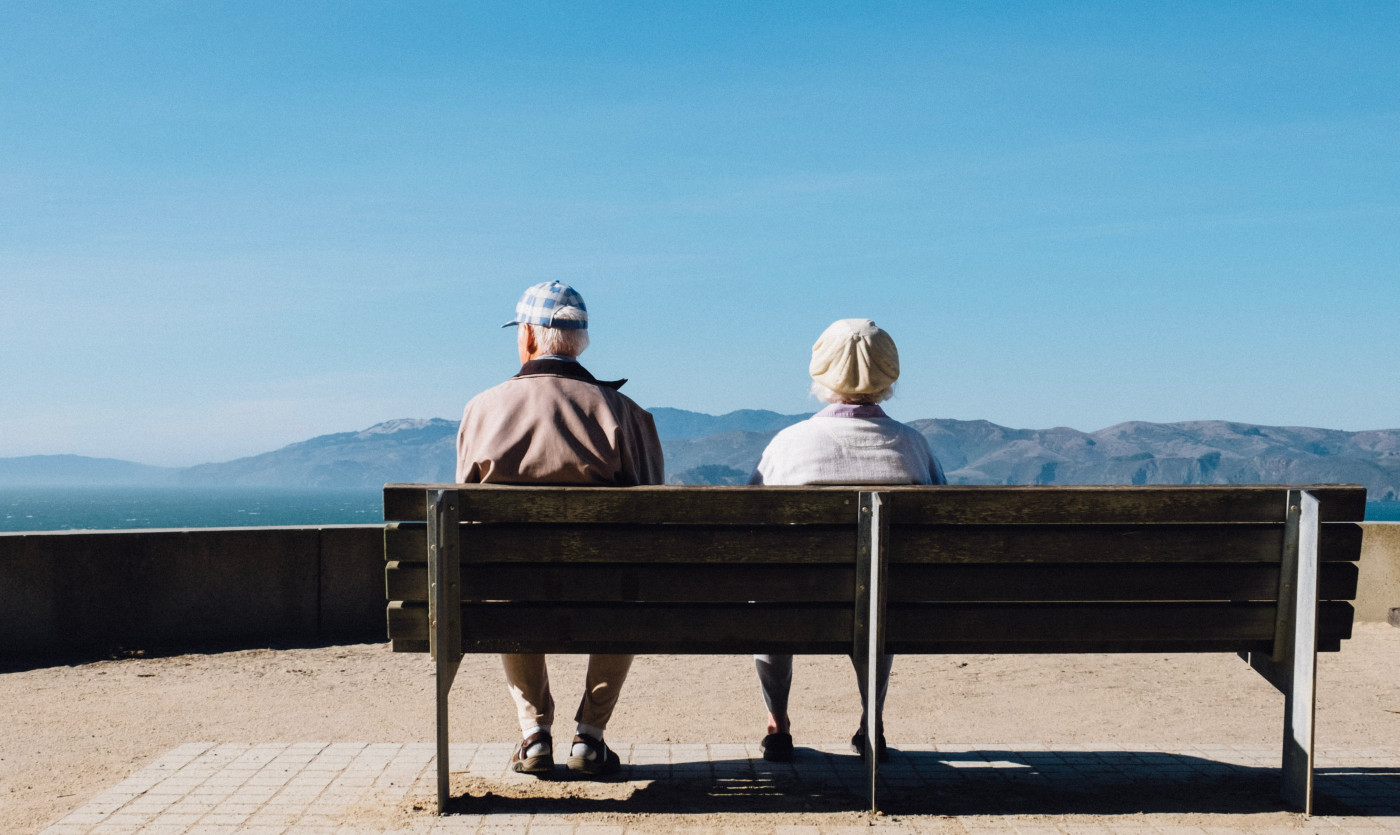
[455,359,664,486]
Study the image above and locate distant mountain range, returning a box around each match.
[648,407,811,440]
[177,418,460,488]
[911,418,1400,499]
[0,454,178,486]
[3,409,1398,500]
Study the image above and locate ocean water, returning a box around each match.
[1368,501,1400,521]
[1,487,1397,532]
[0,487,384,532]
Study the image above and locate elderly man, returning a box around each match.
[456,281,664,776]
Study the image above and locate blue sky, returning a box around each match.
[2,2,1397,466]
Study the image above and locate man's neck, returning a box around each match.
[515,356,627,390]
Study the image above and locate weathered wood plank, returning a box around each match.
[463,603,853,650]
[889,523,1362,564]
[388,601,852,652]
[463,523,859,564]
[885,601,1355,647]
[386,523,854,564]
[388,562,854,603]
[387,600,1353,653]
[883,485,1366,524]
[386,560,1357,604]
[382,523,423,562]
[886,562,1358,603]
[384,484,1367,525]
[386,600,424,644]
[392,636,1344,655]
[385,521,1363,566]
[888,639,1288,654]
[385,485,860,524]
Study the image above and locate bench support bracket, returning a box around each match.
[1239,488,1319,815]
[854,491,889,813]
[428,489,463,814]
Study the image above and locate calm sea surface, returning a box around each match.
[1,487,1397,532]
[0,487,384,532]
[1367,500,1400,521]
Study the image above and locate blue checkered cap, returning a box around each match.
[503,281,588,330]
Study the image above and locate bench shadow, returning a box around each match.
[1314,765,1400,817]
[442,749,1400,818]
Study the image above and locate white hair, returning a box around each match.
[524,306,589,357]
[809,379,895,405]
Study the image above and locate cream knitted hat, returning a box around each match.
[808,318,900,396]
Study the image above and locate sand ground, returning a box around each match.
[3,624,1398,833]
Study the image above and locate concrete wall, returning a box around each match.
[1357,522,1400,623]
[0,526,384,659]
[3,521,1397,663]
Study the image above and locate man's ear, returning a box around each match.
[517,324,538,361]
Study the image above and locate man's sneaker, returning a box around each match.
[567,734,621,776]
[510,731,554,774]
[850,729,889,763]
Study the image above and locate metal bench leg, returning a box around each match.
[855,491,889,814]
[1280,489,1320,815]
[428,490,462,814]
[1241,489,1320,815]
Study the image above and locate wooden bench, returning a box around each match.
[383,483,1367,816]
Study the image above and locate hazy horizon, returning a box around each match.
[3,407,1398,471]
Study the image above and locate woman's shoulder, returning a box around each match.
[762,417,831,451]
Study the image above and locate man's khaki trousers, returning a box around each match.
[502,653,634,733]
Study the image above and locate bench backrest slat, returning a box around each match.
[383,484,1369,524]
[385,561,1359,604]
[881,485,1366,523]
[384,520,1364,565]
[888,522,1363,563]
[385,523,856,564]
[387,562,857,603]
[385,485,858,525]
[886,600,1355,653]
[388,601,854,653]
[387,600,1354,654]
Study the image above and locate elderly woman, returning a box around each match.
[749,318,946,763]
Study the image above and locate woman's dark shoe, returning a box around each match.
[760,732,794,762]
[850,729,889,762]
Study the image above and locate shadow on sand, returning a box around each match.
[441,748,1400,819]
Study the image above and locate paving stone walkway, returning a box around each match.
[39,742,1400,834]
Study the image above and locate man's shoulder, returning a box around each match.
[597,384,651,414]
[462,375,535,409]
[469,372,583,399]
[464,373,653,419]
